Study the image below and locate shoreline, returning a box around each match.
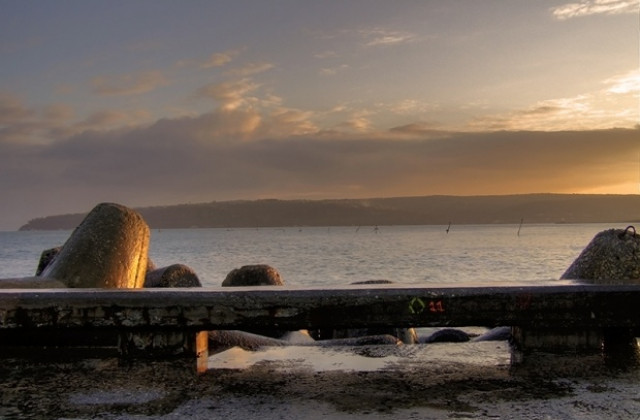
[17,194,640,232]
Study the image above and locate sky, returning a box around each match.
[1,0,639,230]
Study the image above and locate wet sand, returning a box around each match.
[2,341,640,419]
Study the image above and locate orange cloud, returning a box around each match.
[605,69,640,94]
[467,72,639,132]
[195,79,260,111]
[200,51,237,68]
[176,49,243,69]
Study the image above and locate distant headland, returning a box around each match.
[18,194,640,231]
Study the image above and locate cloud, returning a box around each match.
[317,105,374,133]
[385,99,441,115]
[604,69,640,94]
[226,61,274,77]
[389,123,451,139]
[3,74,314,152]
[176,49,243,68]
[334,117,372,132]
[201,52,234,68]
[195,79,261,111]
[468,68,640,131]
[79,110,127,128]
[319,64,349,76]
[193,79,318,138]
[0,94,63,144]
[0,92,34,125]
[42,104,74,122]
[360,28,417,47]
[74,109,153,131]
[314,50,338,59]
[0,90,156,146]
[552,0,639,19]
[266,108,317,137]
[4,121,638,209]
[91,70,168,96]
[319,27,417,49]
[467,100,580,131]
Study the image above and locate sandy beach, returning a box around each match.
[2,339,640,419]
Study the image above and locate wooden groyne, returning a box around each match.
[2,283,640,372]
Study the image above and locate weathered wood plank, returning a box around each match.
[1,284,640,331]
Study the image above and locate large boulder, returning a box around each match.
[558,226,640,360]
[144,264,202,287]
[37,247,157,279]
[40,203,150,288]
[561,227,640,283]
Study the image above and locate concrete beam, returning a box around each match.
[1,284,640,331]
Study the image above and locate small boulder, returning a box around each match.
[420,328,470,344]
[208,330,286,352]
[35,247,61,276]
[144,264,202,287]
[222,264,284,286]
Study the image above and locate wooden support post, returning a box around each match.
[601,327,640,367]
[194,331,209,373]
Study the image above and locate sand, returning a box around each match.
[2,340,640,419]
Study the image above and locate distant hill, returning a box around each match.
[18,194,640,231]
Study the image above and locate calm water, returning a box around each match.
[0,223,622,286]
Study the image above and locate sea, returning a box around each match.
[0,222,627,285]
